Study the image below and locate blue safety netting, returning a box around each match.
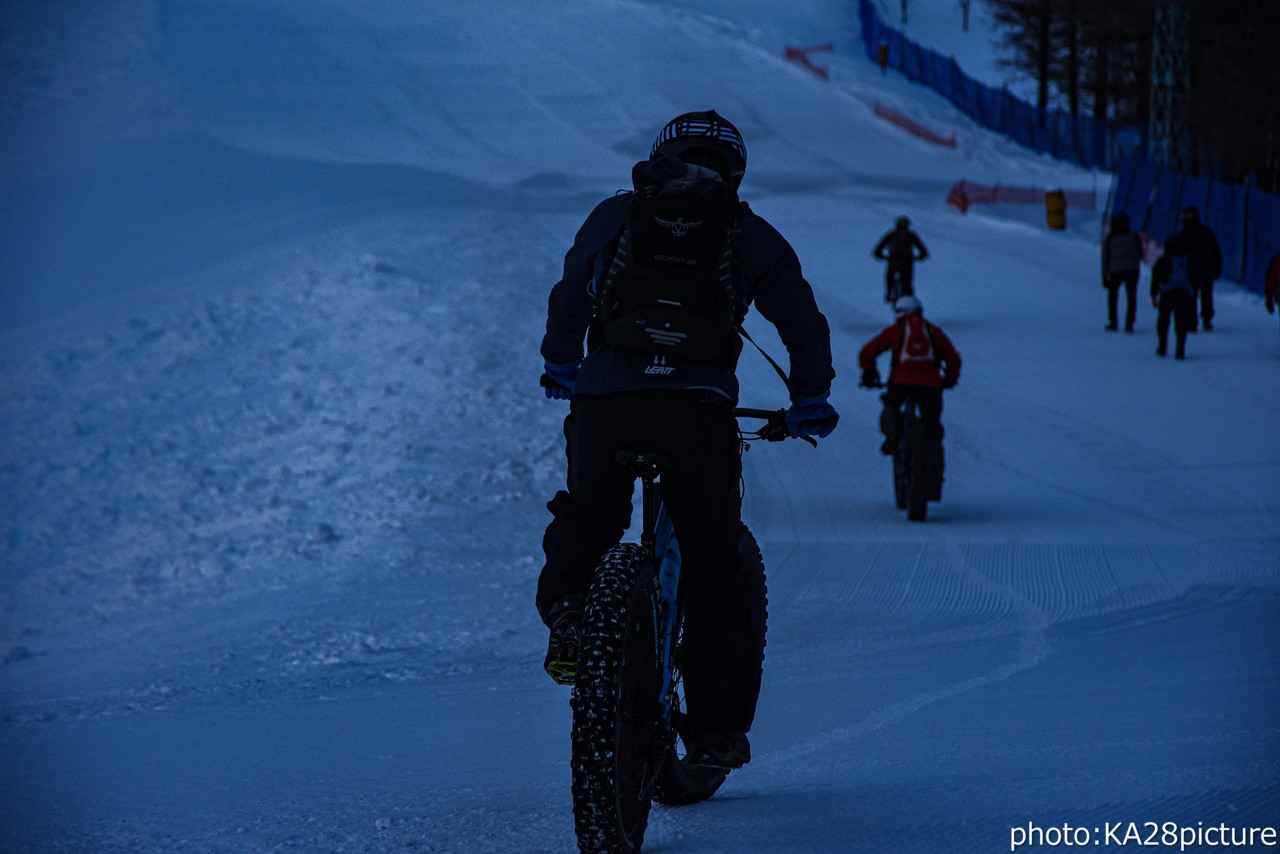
[857,0,1146,171]
[856,0,1277,291]
[1111,155,1280,294]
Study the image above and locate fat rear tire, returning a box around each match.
[652,524,767,805]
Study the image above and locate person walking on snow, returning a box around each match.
[537,110,838,770]
[872,216,929,303]
[1170,206,1222,331]
[857,295,960,492]
[1101,211,1144,332]
[1150,235,1196,359]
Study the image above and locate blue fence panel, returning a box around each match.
[1246,191,1280,292]
[1204,182,1241,279]
[979,88,1002,128]
[1083,117,1106,169]
[1008,99,1037,149]
[1144,170,1185,240]
[1111,156,1139,217]
[1057,113,1085,164]
[1112,156,1278,293]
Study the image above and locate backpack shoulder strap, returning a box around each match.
[892,315,939,367]
[889,318,906,368]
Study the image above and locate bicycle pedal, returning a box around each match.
[544,658,577,686]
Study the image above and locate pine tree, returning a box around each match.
[986,0,1056,117]
[983,0,1277,188]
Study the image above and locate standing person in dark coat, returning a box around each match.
[1101,211,1144,332]
[1172,206,1223,331]
[1150,235,1196,359]
[872,216,929,303]
[537,110,838,769]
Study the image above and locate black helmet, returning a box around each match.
[650,110,747,187]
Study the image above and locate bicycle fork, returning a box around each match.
[613,451,682,726]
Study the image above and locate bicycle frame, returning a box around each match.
[565,408,795,850]
[626,407,789,727]
[653,504,681,722]
[615,452,683,728]
[898,393,920,451]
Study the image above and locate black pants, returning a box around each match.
[884,260,915,302]
[538,389,757,733]
[1192,277,1215,324]
[1106,271,1139,330]
[1156,289,1194,356]
[881,384,944,442]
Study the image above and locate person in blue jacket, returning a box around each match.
[536,110,838,769]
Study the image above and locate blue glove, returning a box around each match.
[785,394,839,439]
[541,362,579,400]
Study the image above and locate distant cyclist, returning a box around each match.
[872,215,929,302]
[858,295,960,489]
[538,109,838,769]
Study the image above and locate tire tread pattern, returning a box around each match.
[571,545,659,853]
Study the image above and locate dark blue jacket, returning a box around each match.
[541,159,835,404]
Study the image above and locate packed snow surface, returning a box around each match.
[1,0,1276,852]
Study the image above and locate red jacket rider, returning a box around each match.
[858,298,961,389]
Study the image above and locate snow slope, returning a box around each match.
[1,0,1276,852]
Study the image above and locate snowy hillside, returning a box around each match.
[1,0,1276,852]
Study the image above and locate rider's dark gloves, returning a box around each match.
[786,394,839,439]
[859,369,880,388]
[941,376,958,389]
[542,361,579,400]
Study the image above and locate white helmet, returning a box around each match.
[893,295,923,318]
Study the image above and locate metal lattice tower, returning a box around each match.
[1148,0,1190,170]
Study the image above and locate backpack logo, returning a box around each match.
[655,216,702,237]
[596,177,740,362]
[897,314,936,366]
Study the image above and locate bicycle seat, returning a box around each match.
[614,451,671,478]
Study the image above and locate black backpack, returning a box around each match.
[596,176,740,362]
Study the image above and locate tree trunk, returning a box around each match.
[1092,37,1110,122]
[1066,0,1080,117]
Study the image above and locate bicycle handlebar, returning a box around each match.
[860,381,952,390]
[733,407,818,447]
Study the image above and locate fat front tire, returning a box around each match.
[571,544,663,854]
[906,421,930,522]
[652,524,767,806]
[892,445,908,510]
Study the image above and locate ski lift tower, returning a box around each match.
[1148,0,1190,170]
